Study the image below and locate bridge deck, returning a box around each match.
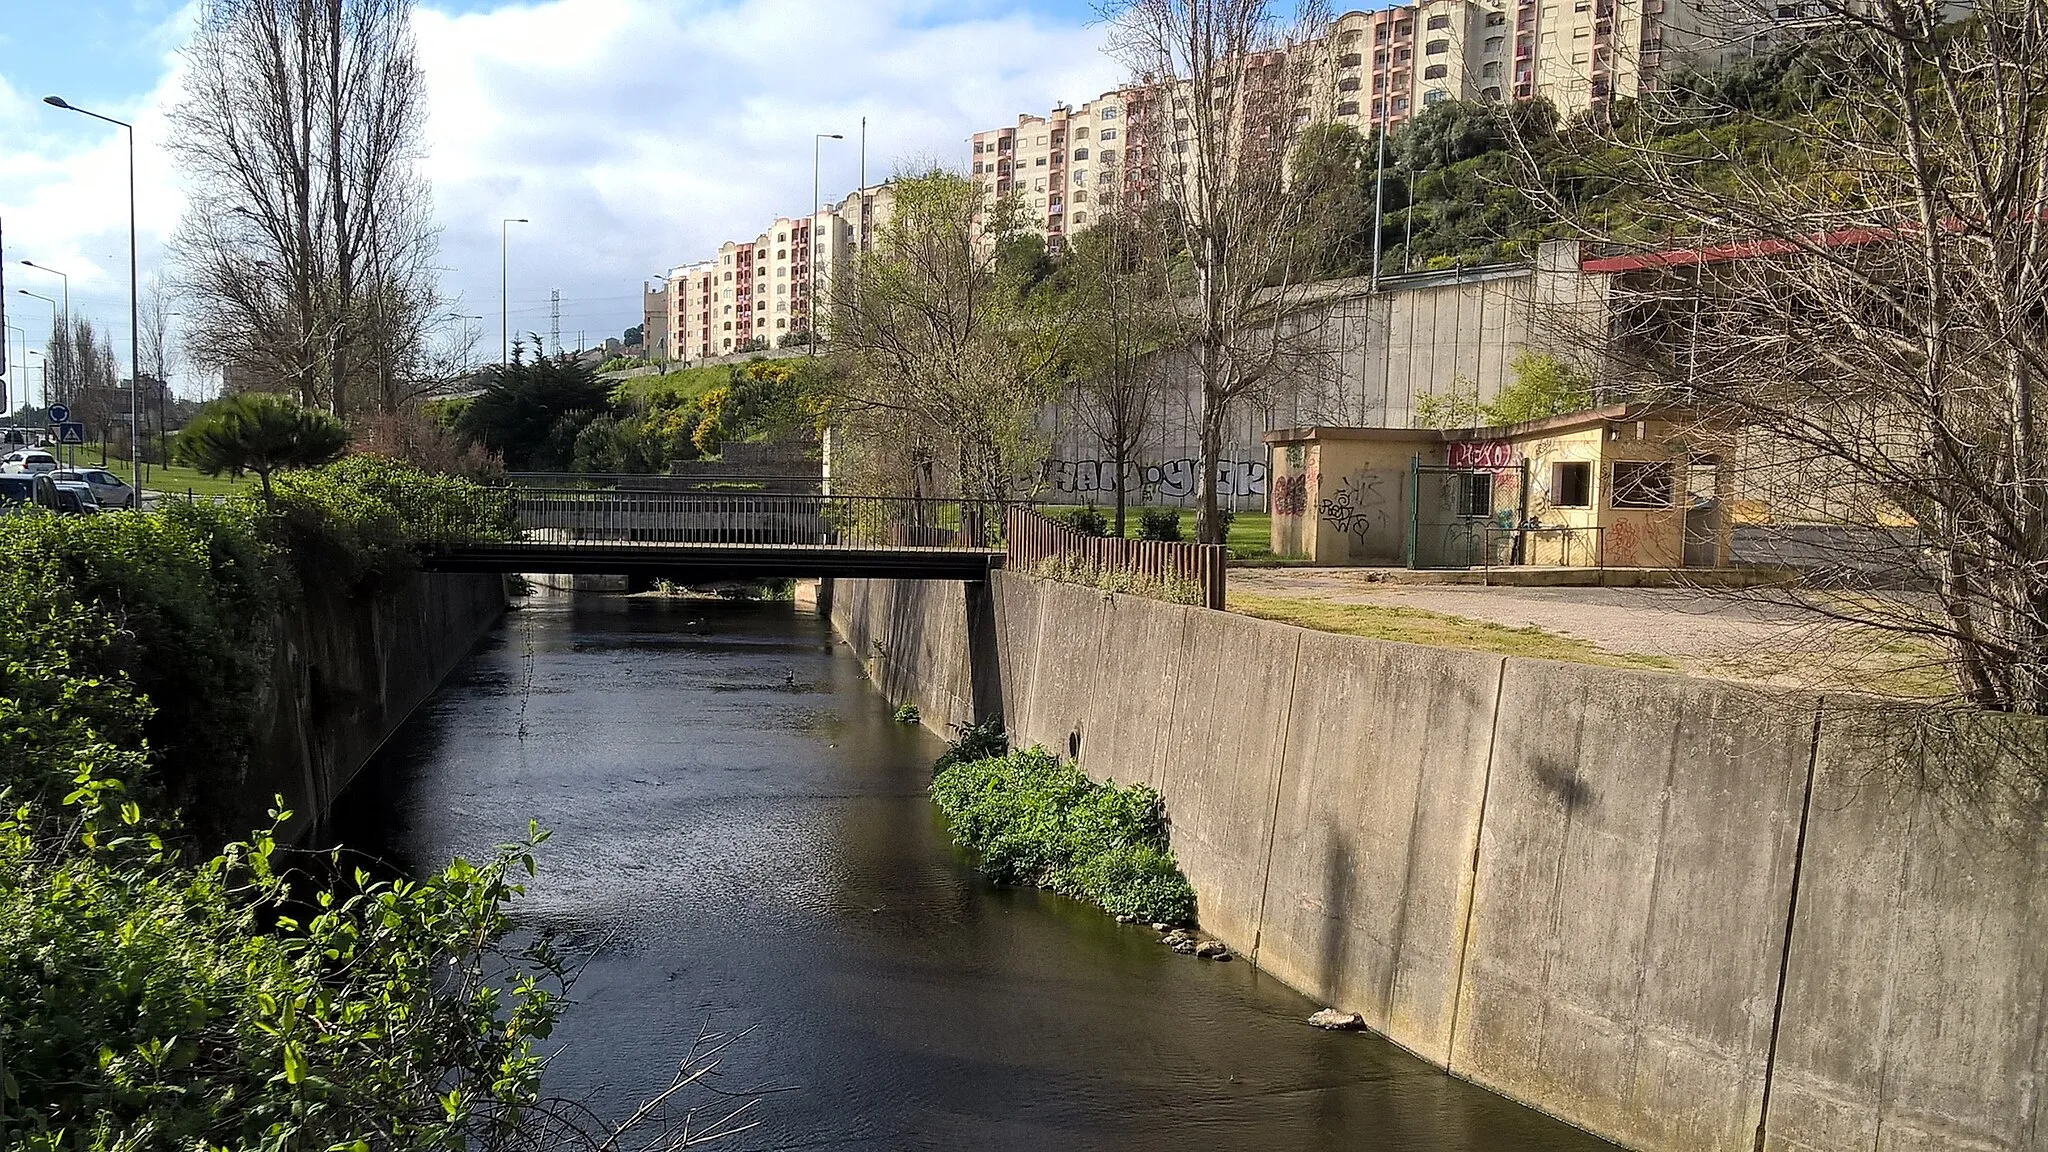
[422,539,1006,581]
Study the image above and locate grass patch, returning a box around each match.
[930,730,1196,925]
[1230,591,1680,671]
[102,461,255,498]
[1037,504,1276,561]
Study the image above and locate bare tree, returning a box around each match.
[171,0,443,416]
[1063,209,1172,534]
[1527,2,2048,713]
[827,167,1075,518]
[1104,0,1336,542]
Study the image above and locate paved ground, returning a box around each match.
[1230,567,1888,686]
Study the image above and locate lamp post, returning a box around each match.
[43,97,138,475]
[18,292,56,415]
[502,218,529,366]
[811,133,843,356]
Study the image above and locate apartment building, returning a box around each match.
[970,1,1771,243]
[640,282,669,362]
[969,90,1132,244]
[663,183,896,360]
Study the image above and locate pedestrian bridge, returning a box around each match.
[418,487,1007,582]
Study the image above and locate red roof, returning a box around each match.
[1580,226,1895,273]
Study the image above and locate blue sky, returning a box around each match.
[0,0,1121,397]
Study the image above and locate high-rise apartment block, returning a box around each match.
[971,0,1766,238]
[664,184,895,361]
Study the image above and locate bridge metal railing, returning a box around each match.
[462,487,1014,551]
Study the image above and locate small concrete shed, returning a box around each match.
[1265,404,1734,569]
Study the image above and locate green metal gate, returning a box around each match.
[1406,458,1529,570]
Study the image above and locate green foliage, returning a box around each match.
[893,703,921,725]
[0,461,565,1152]
[1026,555,1207,607]
[455,354,611,471]
[930,744,1196,924]
[934,717,1009,776]
[173,394,349,503]
[1138,507,1183,541]
[1416,352,1595,428]
[0,785,568,1152]
[1062,505,1109,537]
[0,457,512,827]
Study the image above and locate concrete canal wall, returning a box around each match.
[828,572,2048,1152]
[242,571,506,843]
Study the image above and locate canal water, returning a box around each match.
[335,593,1616,1152]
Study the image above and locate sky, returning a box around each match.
[0,0,1124,398]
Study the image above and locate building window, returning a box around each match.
[1427,38,1450,53]
[974,141,985,153]
[1483,85,1503,99]
[1072,211,1087,225]
[1552,462,1592,508]
[1074,147,1089,160]
[1072,189,1087,202]
[1457,474,1493,518]
[1337,100,1360,116]
[1036,134,1047,145]
[1100,107,1118,118]
[1376,26,1390,42]
[1101,148,1116,162]
[1036,156,1047,166]
[1100,128,1117,140]
[1073,169,1087,183]
[1483,59,1502,75]
[1424,64,1448,78]
[1427,13,1451,27]
[1610,462,1674,508]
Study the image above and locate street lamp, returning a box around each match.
[811,133,844,357]
[44,96,139,473]
[501,218,529,365]
[18,291,56,409]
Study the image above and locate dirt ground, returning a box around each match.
[1228,568,1941,693]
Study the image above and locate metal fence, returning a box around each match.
[499,488,1007,550]
[1005,505,1226,610]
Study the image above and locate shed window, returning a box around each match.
[1552,461,1592,507]
[1610,461,1674,508]
[1457,473,1493,518]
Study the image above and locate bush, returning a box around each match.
[1063,505,1109,537]
[894,704,921,725]
[1137,507,1184,541]
[175,394,349,503]
[930,740,1197,924]
[0,465,578,1152]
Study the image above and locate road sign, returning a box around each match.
[54,422,85,445]
[46,403,69,424]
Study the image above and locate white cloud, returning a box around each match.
[416,0,1119,348]
[0,0,1118,392]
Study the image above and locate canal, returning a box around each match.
[335,592,1617,1151]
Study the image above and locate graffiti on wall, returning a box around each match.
[1316,473,1393,542]
[1272,474,1308,517]
[1045,457,1269,500]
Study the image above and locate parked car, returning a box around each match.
[32,474,100,516]
[2,450,60,475]
[51,468,137,510]
[0,474,33,513]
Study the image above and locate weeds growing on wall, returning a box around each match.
[930,735,1197,924]
[0,456,604,1152]
[1028,555,1206,606]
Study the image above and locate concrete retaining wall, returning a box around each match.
[241,571,506,843]
[829,573,2048,1152]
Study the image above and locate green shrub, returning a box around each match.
[894,703,922,725]
[930,742,1196,924]
[1062,505,1109,537]
[0,457,576,1152]
[1137,507,1183,541]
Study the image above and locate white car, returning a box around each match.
[51,468,137,510]
[2,450,59,475]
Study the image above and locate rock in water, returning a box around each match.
[1149,923,1172,932]
[1195,940,1231,960]
[1308,1008,1365,1031]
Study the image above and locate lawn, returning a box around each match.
[1037,504,1280,562]
[103,461,254,498]
[1228,591,1679,671]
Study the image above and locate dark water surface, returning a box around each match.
[335,594,1616,1152]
